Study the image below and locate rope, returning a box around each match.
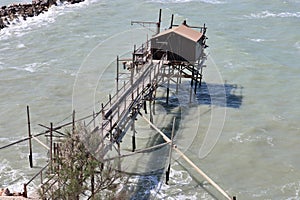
[140,113,233,200]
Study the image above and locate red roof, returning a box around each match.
[153,24,203,42]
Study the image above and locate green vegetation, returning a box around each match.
[39,125,127,200]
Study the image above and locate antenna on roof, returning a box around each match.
[157,9,162,34]
[169,14,174,29]
[131,9,162,35]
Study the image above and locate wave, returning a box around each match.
[9,62,48,73]
[294,41,300,50]
[245,10,300,19]
[147,0,225,4]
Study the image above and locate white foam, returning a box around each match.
[9,62,48,73]
[245,10,300,19]
[16,43,26,49]
[229,132,274,146]
[249,38,266,42]
[281,181,300,199]
[0,0,99,40]
[147,0,225,4]
[294,41,300,50]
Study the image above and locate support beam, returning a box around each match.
[27,106,33,168]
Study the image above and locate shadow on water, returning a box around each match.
[196,82,243,109]
[129,95,181,200]
[129,82,243,199]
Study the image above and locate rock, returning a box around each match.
[13,192,23,196]
[2,188,12,196]
[0,0,87,30]
[0,18,7,29]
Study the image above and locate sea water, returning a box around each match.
[0,0,300,199]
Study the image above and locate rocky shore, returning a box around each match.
[0,0,85,30]
[0,188,22,197]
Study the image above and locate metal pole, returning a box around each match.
[27,105,33,168]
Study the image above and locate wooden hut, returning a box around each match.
[151,23,205,63]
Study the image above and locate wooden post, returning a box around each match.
[179,65,182,84]
[144,101,147,114]
[166,64,171,104]
[166,117,175,184]
[91,171,95,200]
[176,65,179,94]
[93,110,96,128]
[90,157,95,200]
[109,116,113,142]
[53,142,56,169]
[27,106,33,168]
[117,142,121,171]
[153,89,156,115]
[189,84,193,104]
[149,100,153,124]
[72,110,75,135]
[116,56,119,92]
[191,69,194,87]
[50,122,53,173]
[199,67,203,87]
[194,69,198,94]
[23,184,27,198]
[132,119,136,152]
[101,103,104,118]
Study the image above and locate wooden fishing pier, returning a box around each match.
[0,10,237,200]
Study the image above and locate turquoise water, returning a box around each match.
[1,0,300,199]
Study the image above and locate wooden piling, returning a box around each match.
[72,110,75,135]
[116,55,119,92]
[93,110,96,128]
[117,142,121,171]
[91,171,95,200]
[149,100,153,124]
[194,69,198,94]
[132,119,136,152]
[23,184,27,198]
[27,105,33,168]
[144,101,147,114]
[166,64,171,104]
[101,103,104,118]
[166,117,175,184]
[50,122,53,173]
